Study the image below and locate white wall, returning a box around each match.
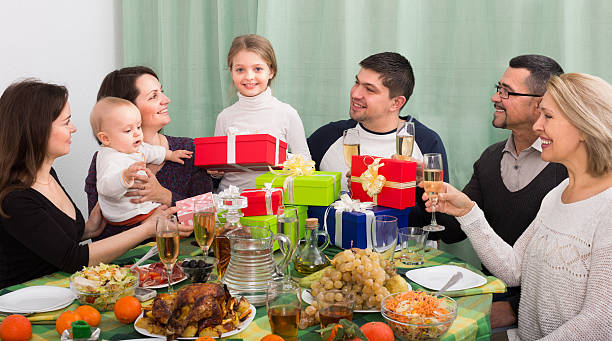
[0,0,121,215]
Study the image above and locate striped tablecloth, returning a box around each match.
[1,240,503,340]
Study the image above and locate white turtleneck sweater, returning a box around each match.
[456,179,612,340]
[214,87,311,191]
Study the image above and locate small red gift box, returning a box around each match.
[194,133,288,172]
[176,192,214,226]
[240,187,284,217]
[350,155,416,209]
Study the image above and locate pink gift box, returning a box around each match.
[176,192,214,226]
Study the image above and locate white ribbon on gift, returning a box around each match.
[242,183,283,215]
[226,127,283,171]
[323,194,376,249]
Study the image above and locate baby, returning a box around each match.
[90,97,191,225]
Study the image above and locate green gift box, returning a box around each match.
[255,171,342,206]
[217,205,308,251]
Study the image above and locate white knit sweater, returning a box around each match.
[457,179,612,340]
[214,87,311,191]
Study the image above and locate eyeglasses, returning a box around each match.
[495,84,542,99]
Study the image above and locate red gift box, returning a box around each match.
[240,187,284,217]
[176,192,214,226]
[350,155,416,209]
[194,134,288,172]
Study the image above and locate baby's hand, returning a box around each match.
[122,161,146,185]
[167,149,193,164]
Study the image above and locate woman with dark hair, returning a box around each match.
[0,80,192,289]
[85,66,213,239]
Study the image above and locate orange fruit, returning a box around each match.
[114,296,142,324]
[55,310,82,336]
[0,314,32,341]
[195,337,216,341]
[260,335,285,341]
[324,324,342,341]
[74,305,101,327]
[360,321,394,341]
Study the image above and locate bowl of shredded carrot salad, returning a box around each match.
[381,291,457,341]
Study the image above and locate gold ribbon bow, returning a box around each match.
[280,154,315,176]
[359,158,386,197]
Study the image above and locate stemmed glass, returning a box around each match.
[371,215,398,262]
[342,128,360,168]
[396,120,415,160]
[423,153,445,232]
[276,206,299,273]
[193,200,216,256]
[156,215,180,293]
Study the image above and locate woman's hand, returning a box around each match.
[83,202,106,240]
[142,205,193,238]
[125,168,172,206]
[207,170,225,179]
[420,181,475,217]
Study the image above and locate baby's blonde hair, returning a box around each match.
[90,97,137,143]
[546,73,612,177]
[227,34,277,85]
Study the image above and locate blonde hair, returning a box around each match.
[546,73,612,177]
[90,97,137,143]
[227,34,277,85]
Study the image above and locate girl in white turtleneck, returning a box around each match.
[213,34,310,191]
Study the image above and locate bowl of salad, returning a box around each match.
[70,264,139,311]
[381,291,457,341]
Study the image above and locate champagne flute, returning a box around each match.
[156,215,180,293]
[342,128,360,168]
[396,120,415,160]
[193,200,216,256]
[423,153,445,232]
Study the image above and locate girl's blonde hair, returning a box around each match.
[546,73,612,177]
[227,34,277,85]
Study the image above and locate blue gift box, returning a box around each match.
[307,205,410,249]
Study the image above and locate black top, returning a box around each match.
[0,168,89,289]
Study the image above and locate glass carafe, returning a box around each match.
[223,225,293,306]
[293,218,330,275]
[213,187,248,280]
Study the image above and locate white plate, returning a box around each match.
[138,263,188,289]
[301,286,410,313]
[0,286,76,313]
[405,265,487,291]
[134,303,256,339]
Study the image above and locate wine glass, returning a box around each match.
[156,215,180,293]
[371,215,398,262]
[193,199,216,256]
[266,280,301,341]
[396,120,415,160]
[342,128,360,168]
[276,206,299,272]
[423,153,445,232]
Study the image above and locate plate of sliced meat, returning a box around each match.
[133,262,188,289]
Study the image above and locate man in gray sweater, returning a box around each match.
[436,55,567,329]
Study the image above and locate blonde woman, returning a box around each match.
[424,73,612,339]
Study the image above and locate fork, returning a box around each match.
[130,245,158,269]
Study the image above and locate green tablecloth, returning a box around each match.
[1,239,499,341]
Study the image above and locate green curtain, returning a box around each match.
[122,0,612,266]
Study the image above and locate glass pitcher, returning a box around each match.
[223,225,293,306]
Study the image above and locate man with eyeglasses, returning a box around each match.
[436,55,568,331]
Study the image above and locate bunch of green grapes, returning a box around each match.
[310,248,396,310]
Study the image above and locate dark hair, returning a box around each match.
[0,79,68,217]
[509,55,564,95]
[97,66,158,103]
[359,52,415,109]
